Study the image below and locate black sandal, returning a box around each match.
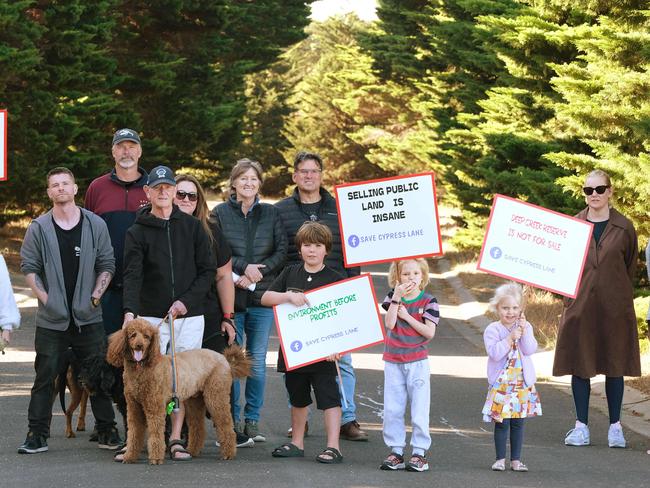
[272,443,304,458]
[316,446,343,464]
[168,439,192,461]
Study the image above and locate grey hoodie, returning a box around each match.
[20,207,115,331]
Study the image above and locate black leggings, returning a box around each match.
[571,375,624,424]
[494,418,525,461]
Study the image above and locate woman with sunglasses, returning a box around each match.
[553,169,640,449]
[211,159,288,444]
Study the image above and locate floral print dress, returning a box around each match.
[482,340,542,423]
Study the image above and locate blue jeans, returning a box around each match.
[337,353,357,424]
[494,418,525,460]
[232,307,274,422]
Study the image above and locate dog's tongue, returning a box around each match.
[133,350,143,362]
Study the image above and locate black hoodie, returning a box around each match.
[123,204,215,318]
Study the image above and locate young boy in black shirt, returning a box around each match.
[262,222,344,464]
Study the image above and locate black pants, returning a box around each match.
[28,323,116,438]
[494,418,525,460]
[571,375,624,424]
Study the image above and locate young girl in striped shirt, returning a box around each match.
[380,258,439,472]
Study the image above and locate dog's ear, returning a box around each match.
[146,324,163,365]
[106,328,127,367]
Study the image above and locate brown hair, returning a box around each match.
[175,174,214,246]
[46,167,75,186]
[295,221,332,254]
[387,258,430,290]
[293,151,323,171]
[229,158,264,193]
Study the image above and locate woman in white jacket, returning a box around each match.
[0,254,20,347]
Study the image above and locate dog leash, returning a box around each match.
[165,314,181,415]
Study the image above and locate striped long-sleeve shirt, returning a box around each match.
[381,290,440,363]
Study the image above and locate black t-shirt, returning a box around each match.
[588,219,609,244]
[53,214,83,326]
[203,225,233,342]
[267,263,344,374]
[299,201,322,223]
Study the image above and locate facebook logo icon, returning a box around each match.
[348,235,360,248]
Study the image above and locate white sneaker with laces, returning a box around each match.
[608,423,626,448]
[565,424,590,446]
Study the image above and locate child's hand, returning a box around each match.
[287,292,310,307]
[511,326,523,341]
[326,353,341,362]
[517,312,527,335]
[396,304,410,320]
[394,282,416,299]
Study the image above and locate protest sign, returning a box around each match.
[334,172,442,267]
[0,110,6,181]
[274,274,385,371]
[477,194,593,298]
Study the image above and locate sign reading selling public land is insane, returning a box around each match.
[274,274,385,371]
[477,194,593,298]
[334,173,442,267]
[0,110,6,181]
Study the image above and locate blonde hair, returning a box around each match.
[387,258,430,290]
[585,169,611,187]
[229,158,264,193]
[488,282,524,314]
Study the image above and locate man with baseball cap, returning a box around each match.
[85,128,149,336]
[121,165,215,461]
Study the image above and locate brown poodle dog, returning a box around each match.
[107,319,250,465]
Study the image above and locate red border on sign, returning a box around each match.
[0,110,6,182]
[334,172,443,268]
[476,194,593,298]
[273,273,386,371]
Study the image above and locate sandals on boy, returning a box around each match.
[168,439,192,461]
[316,447,343,464]
[271,443,304,458]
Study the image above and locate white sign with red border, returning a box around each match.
[477,194,593,298]
[274,274,385,371]
[335,172,442,267]
[0,110,6,181]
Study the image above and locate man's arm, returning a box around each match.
[25,273,48,305]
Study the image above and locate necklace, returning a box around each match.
[306,264,325,282]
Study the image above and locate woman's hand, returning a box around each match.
[326,353,341,362]
[221,320,236,345]
[244,264,266,283]
[1,329,11,344]
[236,275,253,289]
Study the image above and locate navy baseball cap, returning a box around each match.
[112,128,141,145]
[147,165,176,187]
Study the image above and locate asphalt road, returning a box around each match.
[1,262,648,488]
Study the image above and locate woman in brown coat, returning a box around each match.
[553,170,639,449]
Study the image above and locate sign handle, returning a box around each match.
[335,359,349,409]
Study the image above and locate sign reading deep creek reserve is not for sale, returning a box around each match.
[335,173,442,267]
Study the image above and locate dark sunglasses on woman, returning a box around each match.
[176,190,198,202]
[582,185,610,196]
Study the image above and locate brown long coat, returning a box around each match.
[553,207,640,378]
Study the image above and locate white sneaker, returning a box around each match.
[565,425,590,446]
[608,423,626,448]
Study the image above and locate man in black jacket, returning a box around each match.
[122,165,215,461]
[275,151,368,442]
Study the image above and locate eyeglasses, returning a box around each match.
[582,185,610,196]
[176,190,198,202]
[297,169,321,176]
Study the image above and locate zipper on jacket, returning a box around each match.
[124,187,129,210]
[166,221,176,300]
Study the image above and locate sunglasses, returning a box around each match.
[176,190,198,202]
[582,185,610,196]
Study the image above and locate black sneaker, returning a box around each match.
[214,430,254,448]
[18,432,48,454]
[97,427,123,450]
[89,426,98,442]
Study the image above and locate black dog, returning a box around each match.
[78,354,128,438]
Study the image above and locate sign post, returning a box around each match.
[335,172,442,267]
[477,194,593,298]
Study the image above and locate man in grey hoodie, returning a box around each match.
[18,167,120,454]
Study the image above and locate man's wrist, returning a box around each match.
[223,312,235,320]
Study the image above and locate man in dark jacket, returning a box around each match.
[18,167,120,454]
[85,128,148,336]
[122,165,215,461]
[275,151,368,442]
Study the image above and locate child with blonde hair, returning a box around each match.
[482,282,541,472]
[379,258,439,472]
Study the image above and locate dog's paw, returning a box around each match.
[149,458,164,465]
[65,431,76,438]
[76,424,86,431]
